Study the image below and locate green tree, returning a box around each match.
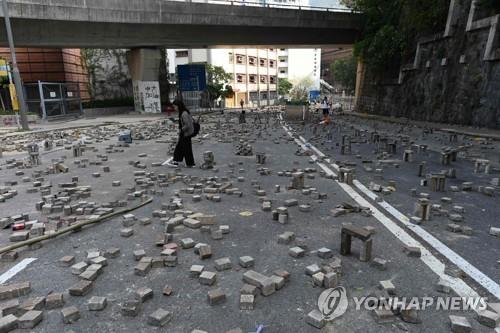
[330,56,357,90]
[289,76,313,103]
[342,0,449,72]
[278,77,293,96]
[205,64,234,104]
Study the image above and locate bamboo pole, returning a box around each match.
[0,197,153,255]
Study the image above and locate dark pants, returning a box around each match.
[322,108,329,116]
[173,134,195,166]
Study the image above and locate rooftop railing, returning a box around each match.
[167,0,352,13]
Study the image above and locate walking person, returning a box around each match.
[164,100,195,168]
[240,99,244,109]
[321,96,329,116]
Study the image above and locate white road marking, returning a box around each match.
[0,258,37,284]
[281,122,498,303]
[353,180,500,300]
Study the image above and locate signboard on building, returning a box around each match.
[309,90,320,101]
[132,81,161,113]
[0,59,8,78]
[178,64,207,92]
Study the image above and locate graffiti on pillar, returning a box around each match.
[132,81,161,113]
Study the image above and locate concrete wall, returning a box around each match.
[356,0,500,129]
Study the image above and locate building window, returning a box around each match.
[176,50,188,57]
[236,54,245,64]
[280,70,286,74]
[249,75,256,84]
[229,52,233,63]
[269,60,275,68]
[260,75,267,83]
[269,48,274,51]
[270,76,276,84]
[248,56,256,66]
[236,74,246,83]
[260,58,267,67]
[279,58,286,62]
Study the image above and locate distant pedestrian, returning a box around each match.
[163,100,195,168]
[240,99,244,109]
[321,97,329,116]
[239,110,246,124]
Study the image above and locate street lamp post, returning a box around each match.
[1,0,29,130]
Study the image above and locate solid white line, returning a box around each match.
[353,180,500,300]
[0,258,37,284]
[281,124,493,303]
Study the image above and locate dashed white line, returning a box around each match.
[281,122,498,303]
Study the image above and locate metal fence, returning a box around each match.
[25,81,83,120]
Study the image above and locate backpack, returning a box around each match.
[191,116,201,138]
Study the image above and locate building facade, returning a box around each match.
[0,48,90,102]
[278,48,321,92]
[168,48,278,107]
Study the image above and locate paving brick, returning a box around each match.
[19,296,45,312]
[242,271,276,296]
[449,315,472,333]
[190,265,204,278]
[18,310,42,329]
[162,285,173,296]
[121,300,141,317]
[0,299,19,316]
[306,264,321,276]
[120,228,134,237]
[58,256,75,267]
[0,314,18,332]
[214,257,232,271]
[183,218,201,229]
[317,247,333,259]
[240,294,255,310]
[148,308,172,327]
[0,282,31,300]
[199,271,217,286]
[68,280,93,296]
[289,246,305,258]
[133,249,146,261]
[240,284,258,296]
[207,288,226,305]
[306,309,325,328]
[371,257,387,270]
[477,309,500,328]
[199,245,212,259]
[135,287,154,303]
[277,231,295,244]
[180,238,196,249]
[45,293,64,309]
[71,262,88,275]
[379,280,396,295]
[273,269,290,282]
[61,306,80,324]
[134,261,151,276]
[270,275,285,290]
[88,296,107,311]
[324,272,338,288]
[238,256,254,268]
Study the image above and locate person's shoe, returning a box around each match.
[185,164,196,168]
[166,161,180,168]
[161,157,174,166]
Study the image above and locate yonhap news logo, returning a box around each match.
[317,287,349,321]
[317,286,488,321]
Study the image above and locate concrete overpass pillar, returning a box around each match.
[126,48,162,113]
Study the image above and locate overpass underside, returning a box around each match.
[0,18,358,49]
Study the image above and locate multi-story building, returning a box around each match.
[278,48,321,91]
[168,48,278,107]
